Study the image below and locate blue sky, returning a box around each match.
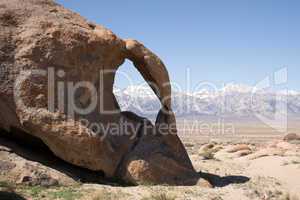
[57,0,300,91]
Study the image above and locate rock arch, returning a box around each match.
[0,0,206,186]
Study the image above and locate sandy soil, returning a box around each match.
[0,127,300,200]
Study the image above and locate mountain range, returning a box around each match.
[114,84,300,119]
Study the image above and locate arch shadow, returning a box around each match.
[199,171,250,187]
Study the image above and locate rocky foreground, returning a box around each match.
[1,133,299,200]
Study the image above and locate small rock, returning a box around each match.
[212,145,223,153]
[245,148,284,160]
[225,144,251,153]
[198,144,223,156]
[199,143,215,152]
[198,143,217,159]
[283,133,300,142]
[214,150,232,161]
[232,149,252,158]
[0,160,16,171]
[17,172,59,187]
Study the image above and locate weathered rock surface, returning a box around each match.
[0,0,200,185]
[225,144,251,153]
[244,148,285,160]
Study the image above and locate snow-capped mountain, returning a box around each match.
[114,84,300,119]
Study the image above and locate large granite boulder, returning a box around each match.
[0,0,204,185]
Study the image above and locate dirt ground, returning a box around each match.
[0,122,300,200]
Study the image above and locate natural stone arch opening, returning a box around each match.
[113,60,161,121]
